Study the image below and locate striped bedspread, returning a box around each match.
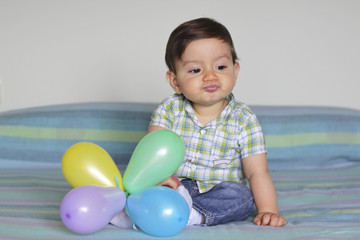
[1,165,359,239]
[0,103,360,239]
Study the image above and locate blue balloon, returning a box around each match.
[126,186,189,237]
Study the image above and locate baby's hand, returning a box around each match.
[156,175,181,190]
[254,212,287,227]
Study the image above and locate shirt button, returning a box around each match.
[196,152,201,158]
[200,129,206,135]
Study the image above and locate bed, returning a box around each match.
[1,102,359,239]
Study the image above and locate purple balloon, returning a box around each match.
[60,185,126,234]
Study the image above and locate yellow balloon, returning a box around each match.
[62,142,124,190]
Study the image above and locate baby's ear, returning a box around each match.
[166,71,182,94]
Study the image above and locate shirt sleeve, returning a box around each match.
[239,113,267,159]
[149,96,175,129]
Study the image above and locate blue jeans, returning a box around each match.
[181,179,254,226]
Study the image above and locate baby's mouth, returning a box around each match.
[204,84,219,93]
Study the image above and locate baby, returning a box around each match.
[150,17,286,227]
[112,17,287,228]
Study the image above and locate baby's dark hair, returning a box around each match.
[165,17,238,74]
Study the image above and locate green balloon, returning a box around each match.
[123,130,185,194]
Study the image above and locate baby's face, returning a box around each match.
[169,38,240,108]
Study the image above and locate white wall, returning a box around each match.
[0,0,359,112]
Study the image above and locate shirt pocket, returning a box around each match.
[210,130,238,167]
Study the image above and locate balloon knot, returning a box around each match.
[115,176,120,188]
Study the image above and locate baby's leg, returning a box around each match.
[111,175,187,229]
[176,183,205,225]
[110,209,133,229]
[176,184,192,210]
[182,180,254,226]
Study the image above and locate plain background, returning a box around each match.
[0,0,359,112]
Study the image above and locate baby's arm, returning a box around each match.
[156,175,181,190]
[242,153,287,227]
[148,125,166,133]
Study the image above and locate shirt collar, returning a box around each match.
[183,96,202,126]
[216,93,235,125]
[183,93,235,128]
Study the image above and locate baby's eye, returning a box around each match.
[216,65,227,70]
[189,68,201,73]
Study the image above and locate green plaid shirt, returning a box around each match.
[150,93,266,193]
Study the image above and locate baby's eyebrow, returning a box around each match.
[180,54,232,67]
[216,54,232,61]
[180,60,200,68]
[182,60,199,65]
